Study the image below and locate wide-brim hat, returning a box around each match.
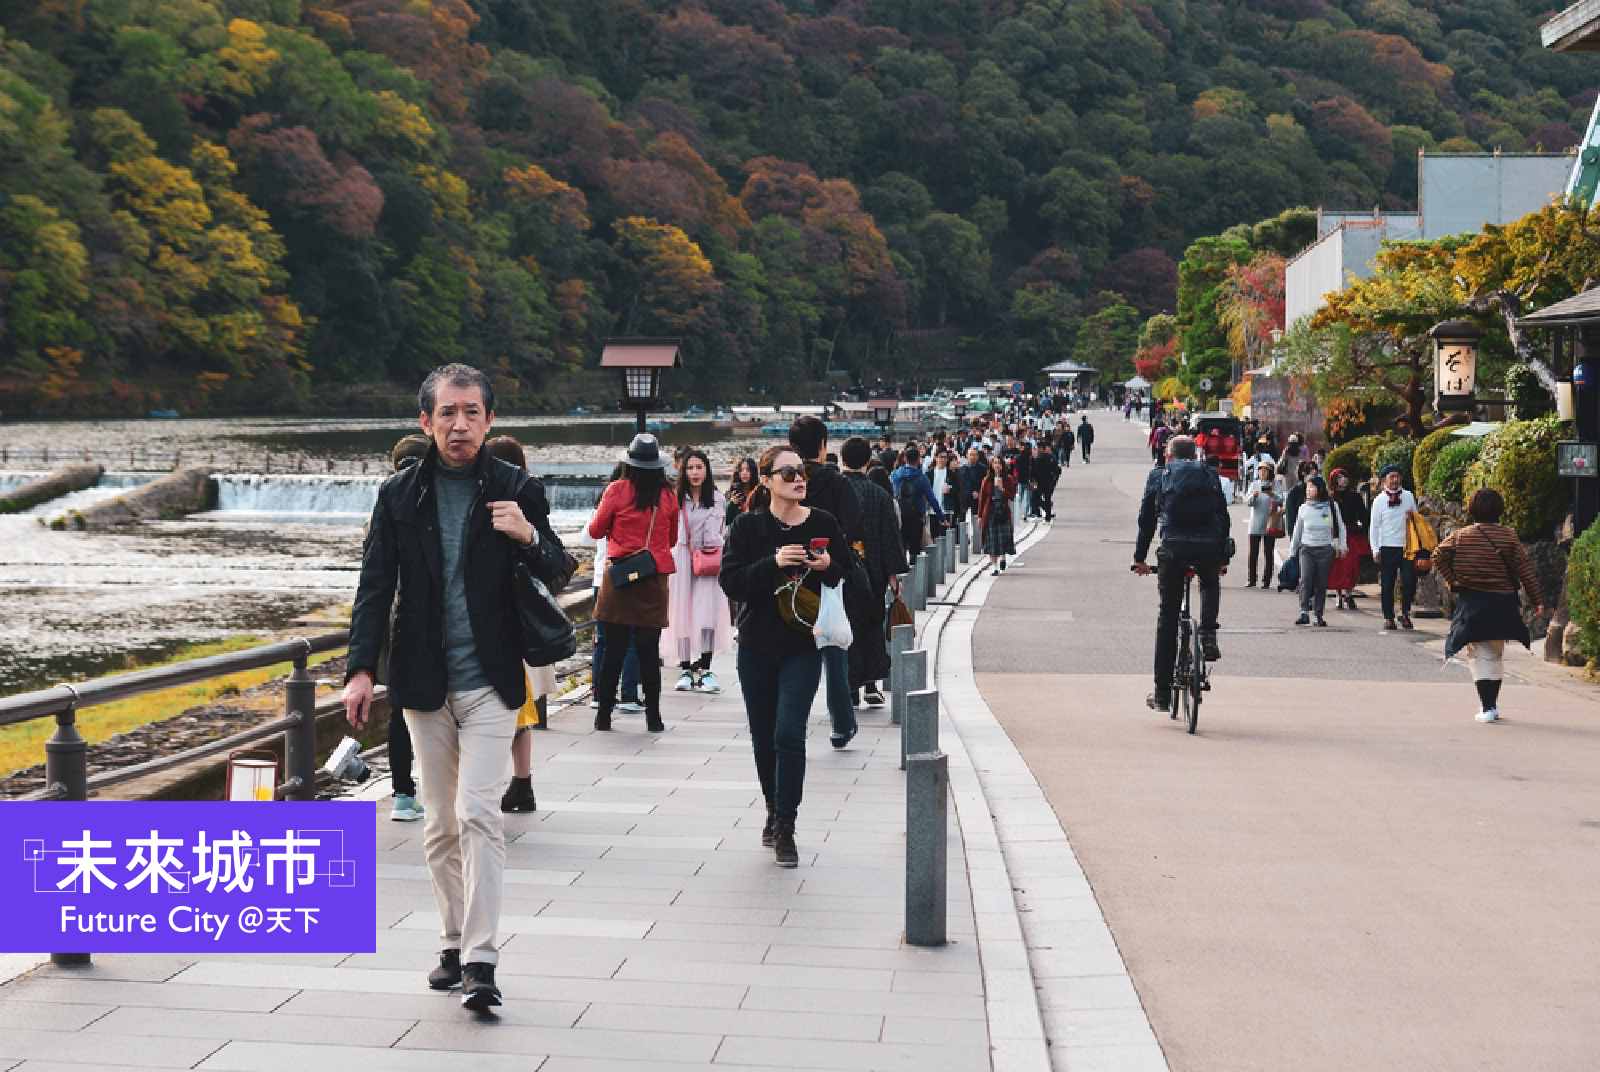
[624,433,668,470]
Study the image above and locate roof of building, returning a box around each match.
[1542,0,1600,50]
[1039,359,1095,375]
[1520,287,1600,326]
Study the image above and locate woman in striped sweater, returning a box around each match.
[1432,489,1547,724]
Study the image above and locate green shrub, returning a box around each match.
[1424,437,1482,503]
[1568,522,1600,664]
[1371,437,1417,490]
[1461,416,1570,540]
[1412,423,1464,491]
[1505,363,1553,421]
[1323,433,1389,484]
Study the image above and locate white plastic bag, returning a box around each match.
[814,581,853,650]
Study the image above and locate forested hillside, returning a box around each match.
[0,0,1590,413]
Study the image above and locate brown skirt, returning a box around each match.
[595,570,670,629]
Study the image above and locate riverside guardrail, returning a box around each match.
[1,618,598,966]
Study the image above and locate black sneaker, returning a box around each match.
[427,948,462,990]
[863,686,886,708]
[1398,615,1414,630]
[829,726,857,749]
[500,777,537,813]
[1146,689,1172,711]
[460,962,501,1011]
[761,805,777,848]
[1201,634,1222,661]
[773,820,799,868]
[1294,613,1310,626]
[645,710,665,733]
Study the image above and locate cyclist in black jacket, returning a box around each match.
[1133,436,1231,711]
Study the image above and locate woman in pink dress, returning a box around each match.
[663,450,733,692]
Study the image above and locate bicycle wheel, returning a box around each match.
[1185,632,1203,734]
[1171,624,1189,720]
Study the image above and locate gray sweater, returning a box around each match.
[437,464,489,693]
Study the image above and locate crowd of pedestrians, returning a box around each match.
[339,364,1553,1017]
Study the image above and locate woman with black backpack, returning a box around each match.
[721,445,846,868]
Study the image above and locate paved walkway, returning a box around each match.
[975,416,1600,1071]
[1,549,1034,1071]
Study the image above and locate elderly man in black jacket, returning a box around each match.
[840,436,908,708]
[343,363,566,1014]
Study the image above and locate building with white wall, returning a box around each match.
[1285,151,1574,327]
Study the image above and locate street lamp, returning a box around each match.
[1430,320,1483,413]
[600,337,681,434]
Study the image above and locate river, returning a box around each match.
[0,414,769,695]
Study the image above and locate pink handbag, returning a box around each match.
[692,546,722,577]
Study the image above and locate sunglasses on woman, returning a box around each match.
[765,465,806,483]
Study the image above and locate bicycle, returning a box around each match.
[1132,560,1224,734]
[1169,567,1208,734]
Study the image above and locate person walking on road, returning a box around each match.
[720,445,847,868]
[1288,475,1346,627]
[588,434,679,733]
[725,456,759,525]
[1433,489,1547,723]
[1244,462,1282,590]
[1327,468,1369,609]
[1132,435,1230,711]
[344,363,568,1012]
[665,449,732,694]
[590,463,643,714]
[1078,415,1095,463]
[841,436,908,710]
[790,416,865,749]
[977,454,1018,575]
[1369,464,1419,631]
[1030,442,1061,522]
[891,446,946,563]
[378,433,431,823]
[484,434,551,816]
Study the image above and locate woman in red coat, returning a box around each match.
[976,454,1018,575]
[588,434,679,732]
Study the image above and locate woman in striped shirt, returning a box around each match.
[1432,489,1547,723]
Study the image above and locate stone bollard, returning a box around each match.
[923,545,940,604]
[905,750,948,947]
[888,624,915,725]
[958,517,970,563]
[944,530,957,576]
[904,688,939,758]
[895,650,927,769]
[906,558,926,612]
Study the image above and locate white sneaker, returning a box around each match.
[1475,707,1500,723]
[674,671,695,692]
[697,671,721,694]
[618,700,645,714]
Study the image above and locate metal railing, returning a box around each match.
[0,633,350,803]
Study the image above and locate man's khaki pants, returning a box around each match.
[404,686,515,965]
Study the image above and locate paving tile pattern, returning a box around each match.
[1,662,991,1071]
